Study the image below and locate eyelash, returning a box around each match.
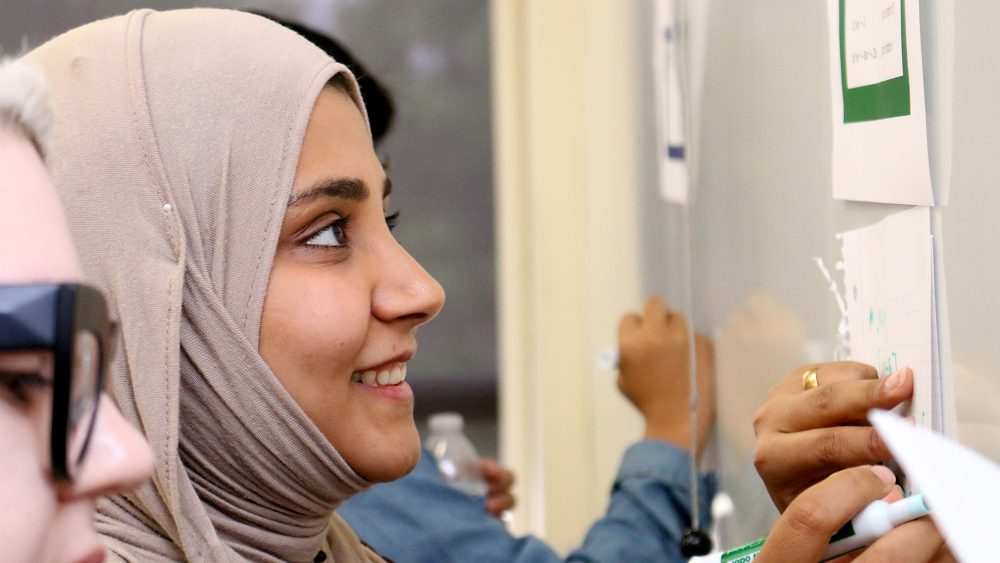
[306,216,351,247]
[386,211,400,231]
[304,211,400,248]
[0,372,49,405]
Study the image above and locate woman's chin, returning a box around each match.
[365,459,419,483]
[350,427,422,483]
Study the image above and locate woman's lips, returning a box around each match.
[75,546,106,563]
[355,379,414,403]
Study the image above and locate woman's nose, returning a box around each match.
[373,239,446,327]
[65,394,153,499]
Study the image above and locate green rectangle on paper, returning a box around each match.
[840,0,911,123]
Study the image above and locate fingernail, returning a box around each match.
[882,484,905,503]
[882,368,908,392]
[869,465,896,486]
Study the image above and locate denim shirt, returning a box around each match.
[337,441,716,562]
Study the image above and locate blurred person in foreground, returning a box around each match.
[0,57,153,563]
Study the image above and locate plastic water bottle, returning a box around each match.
[424,412,488,497]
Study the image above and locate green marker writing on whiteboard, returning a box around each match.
[692,494,929,562]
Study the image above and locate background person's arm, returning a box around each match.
[338,296,716,562]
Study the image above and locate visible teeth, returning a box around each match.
[387,366,401,385]
[353,365,407,387]
[362,370,377,386]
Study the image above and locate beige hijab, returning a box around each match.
[25,9,383,562]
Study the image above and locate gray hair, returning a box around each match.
[0,57,52,160]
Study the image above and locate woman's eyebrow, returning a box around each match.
[288,177,369,207]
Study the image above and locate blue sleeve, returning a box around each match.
[566,440,716,562]
[336,444,714,563]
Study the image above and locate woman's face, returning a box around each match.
[0,127,154,563]
[260,86,445,482]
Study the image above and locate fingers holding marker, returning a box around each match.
[643,295,670,324]
[615,296,707,452]
[758,466,896,562]
[753,362,915,512]
[615,297,689,368]
[758,425,893,473]
[855,517,943,563]
[619,311,642,335]
[754,425,894,504]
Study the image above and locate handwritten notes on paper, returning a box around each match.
[826,0,934,205]
[840,207,939,431]
[844,0,904,89]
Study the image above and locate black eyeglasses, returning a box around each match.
[0,283,114,482]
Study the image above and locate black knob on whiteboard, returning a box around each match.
[680,528,713,557]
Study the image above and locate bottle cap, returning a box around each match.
[428,412,464,433]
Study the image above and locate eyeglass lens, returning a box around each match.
[66,329,102,477]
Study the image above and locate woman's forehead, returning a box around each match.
[0,130,82,285]
[291,87,385,198]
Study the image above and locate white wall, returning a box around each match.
[492,0,647,551]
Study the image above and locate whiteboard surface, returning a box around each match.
[637,0,1000,545]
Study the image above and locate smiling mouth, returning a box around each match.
[351,364,407,387]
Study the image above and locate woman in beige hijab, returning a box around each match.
[24,8,444,562]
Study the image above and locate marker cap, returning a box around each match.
[888,494,930,527]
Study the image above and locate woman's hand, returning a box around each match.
[759,465,949,562]
[753,362,914,512]
[480,458,516,518]
[617,296,715,456]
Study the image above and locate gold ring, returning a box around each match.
[802,368,819,391]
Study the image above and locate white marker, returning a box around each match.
[691,494,930,562]
[596,347,619,371]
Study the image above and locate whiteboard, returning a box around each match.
[637,0,1000,545]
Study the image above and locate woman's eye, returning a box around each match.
[306,218,349,247]
[0,372,49,405]
[385,211,400,232]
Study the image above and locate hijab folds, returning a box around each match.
[25,9,382,562]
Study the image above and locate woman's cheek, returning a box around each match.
[279,278,370,363]
[0,408,56,561]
